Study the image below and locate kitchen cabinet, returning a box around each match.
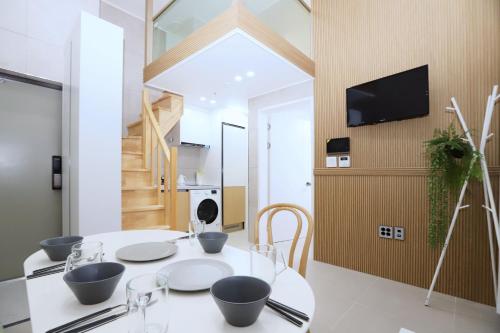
[165,107,211,146]
[176,191,190,232]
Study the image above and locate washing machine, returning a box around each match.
[190,189,222,232]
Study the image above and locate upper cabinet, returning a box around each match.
[165,106,212,147]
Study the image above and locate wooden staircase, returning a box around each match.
[121,90,183,230]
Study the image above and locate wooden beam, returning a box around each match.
[143,1,314,82]
[145,0,153,65]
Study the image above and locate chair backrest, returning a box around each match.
[254,203,314,277]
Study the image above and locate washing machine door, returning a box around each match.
[196,198,219,224]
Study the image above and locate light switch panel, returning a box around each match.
[326,156,337,168]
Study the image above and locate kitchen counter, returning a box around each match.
[162,184,221,192]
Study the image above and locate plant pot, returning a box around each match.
[446,146,465,159]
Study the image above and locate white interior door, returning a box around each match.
[266,98,313,242]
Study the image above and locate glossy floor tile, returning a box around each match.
[227,230,500,333]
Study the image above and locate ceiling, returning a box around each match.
[145,30,313,110]
[101,0,173,20]
[101,0,311,21]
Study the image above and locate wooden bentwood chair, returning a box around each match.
[254,203,314,277]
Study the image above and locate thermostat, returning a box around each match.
[339,155,351,168]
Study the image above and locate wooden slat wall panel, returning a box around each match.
[313,0,500,305]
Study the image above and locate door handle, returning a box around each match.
[305,182,312,186]
[52,156,62,190]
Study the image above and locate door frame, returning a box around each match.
[0,68,64,281]
[255,96,314,239]
[221,122,247,230]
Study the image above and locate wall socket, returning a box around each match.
[378,225,393,239]
[394,227,405,241]
[378,226,405,240]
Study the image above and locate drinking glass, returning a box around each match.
[65,241,103,272]
[250,244,287,285]
[188,219,205,245]
[127,273,169,333]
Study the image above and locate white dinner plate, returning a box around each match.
[159,258,234,291]
[115,241,178,262]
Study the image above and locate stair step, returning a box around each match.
[122,153,143,169]
[122,151,143,156]
[122,187,160,207]
[127,120,143,136]
[122,169,151,187]
[122,206,166,230]
[123,168,149,172]
[122,136,142,153]
[123,205,164,213]
[122,185,157,191]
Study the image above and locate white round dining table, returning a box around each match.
[23,230,315,333]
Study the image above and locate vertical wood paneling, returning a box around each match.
[313,0,500,305]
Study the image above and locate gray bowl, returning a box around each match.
[40,236,84,261]
[63,262,125,305]
[198,232,228,254]
[211,276,271,327]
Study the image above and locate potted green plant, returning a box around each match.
[425,123,482,247]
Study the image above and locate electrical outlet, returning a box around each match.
[378,225,393,239]
[394,227,405,240]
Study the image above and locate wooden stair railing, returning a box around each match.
[140,90,177,229]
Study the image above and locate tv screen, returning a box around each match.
[346,65,429,127]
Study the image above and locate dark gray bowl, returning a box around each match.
[40,236,84,261]
[63,262,125,305]
[198,232,228,254]
[211,276,271,327]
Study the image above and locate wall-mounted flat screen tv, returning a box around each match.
[346,65,429,127]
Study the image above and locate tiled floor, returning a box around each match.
[3,230,499,333]
[227,230,500,333]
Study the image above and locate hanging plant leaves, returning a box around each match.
[424,123,482,248]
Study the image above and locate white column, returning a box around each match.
[63,12,123,236]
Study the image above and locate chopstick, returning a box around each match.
[62,311,127,333]
[26,268,65,280]
[33,263,66,275]
[266,301,303,327]
[268,298,310,321]
[46,304,126,333]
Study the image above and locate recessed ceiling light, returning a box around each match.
[210,100,216,104]
[234,75,243,82]
[246,71,255,78]
[200,97,206,101]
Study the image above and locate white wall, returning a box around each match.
[0,0,100,82]
[247,80,313,240]
[176,105,248,189]
[100,1,145,134]
[64,12,123,236]
[177,105,212,183]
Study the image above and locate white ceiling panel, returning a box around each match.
[146,30,313,110]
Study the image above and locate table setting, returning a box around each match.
[23,222,315,333]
